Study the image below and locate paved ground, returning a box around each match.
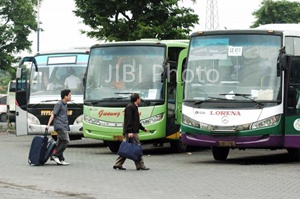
[1,127,300,199]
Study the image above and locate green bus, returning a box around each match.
[83,39,188,152]
[181,24,300,160]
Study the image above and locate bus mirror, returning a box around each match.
[83,76,86,88]
[277,47,287,76]
[19,56,38,72]
[277,53,287,76]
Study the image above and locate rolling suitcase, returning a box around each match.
[28,129,56,166]
[28,134,48,165]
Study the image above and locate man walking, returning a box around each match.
[46,89,71,166]
[113,93,149,170]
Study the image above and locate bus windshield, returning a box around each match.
[185,34,281,102]
[85,45,165,101]
[29,54,87,101]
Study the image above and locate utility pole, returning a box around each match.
[205,0,219,30]
[37,0,40,53]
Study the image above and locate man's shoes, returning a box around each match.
[52,156,62,165]
[113,166,126,170]
[136,167,150,170]
[61,161,70,166]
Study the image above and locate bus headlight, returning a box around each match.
[84,115,123,127]
[74,114,84,125]
[28,113,40,125]
[182,114,213,130]
[251,115,280,129]
[182,114,200,128]
[140,114,163,125]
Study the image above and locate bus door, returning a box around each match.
[176,49,187,125]
[15,57,37,136]
[284,56,300,148]
[166,48,187,137]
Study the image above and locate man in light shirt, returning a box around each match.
[64,68,82,92]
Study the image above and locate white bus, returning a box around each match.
[181,24,300,160]
[15,49,89,139]
[6,80,16,123]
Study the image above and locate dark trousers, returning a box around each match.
[114,133,145,169]
[54,129,70,161]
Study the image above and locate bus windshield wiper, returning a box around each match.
[30,99,60,108]
[88,97,128,105]
[194,96,232,105]
[220,93,264,108]
[40,99,60,102]
[37,99,81,107]
[114,92,150,106]
[101,97,129,100]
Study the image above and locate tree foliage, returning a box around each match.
[73,0,199,41]
[0,69,10,93]
[251,0,300,28]
[0,0,37,75]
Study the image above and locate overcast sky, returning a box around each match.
[27,0,283,54]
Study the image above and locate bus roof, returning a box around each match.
[190,24,300,37]
[255,23,300,36]
[31,48,90,57]
[90,39,189,49]
[256,23,300,31]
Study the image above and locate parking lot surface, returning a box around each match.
[1,130,300,199]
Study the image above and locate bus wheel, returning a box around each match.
[287,148,300,161]
[107,141,121,153]
[0,113,7,122]
[170,139,187,153]
[212,147,229,161]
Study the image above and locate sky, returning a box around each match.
[27,0,274,54]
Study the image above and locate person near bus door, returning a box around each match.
[46,89,72,166]
[113,93,150,170]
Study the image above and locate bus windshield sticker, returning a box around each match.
[47,56,77,65]
[147,89,159,99]
[228,46,243,56]
[256,89,274,100]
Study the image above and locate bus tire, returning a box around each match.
[170,139,187,153]
[0,113,8,122]
[212,147,229,161]
[107,141,121,153]
[287,148,300,161]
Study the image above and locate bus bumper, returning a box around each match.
[28,124,83,136]
[181,133,283,148]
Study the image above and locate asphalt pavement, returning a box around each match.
[1,124,300,199]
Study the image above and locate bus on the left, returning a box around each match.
[15,50,89,139]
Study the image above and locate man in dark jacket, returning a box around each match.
[113,93,149,170]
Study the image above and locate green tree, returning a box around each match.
[0,0,38,75]
[0,69,10,94]
[73,0,199,41]
[251,0,300,28]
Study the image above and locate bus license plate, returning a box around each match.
[113,135,124,141]
[219,141,236,147]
